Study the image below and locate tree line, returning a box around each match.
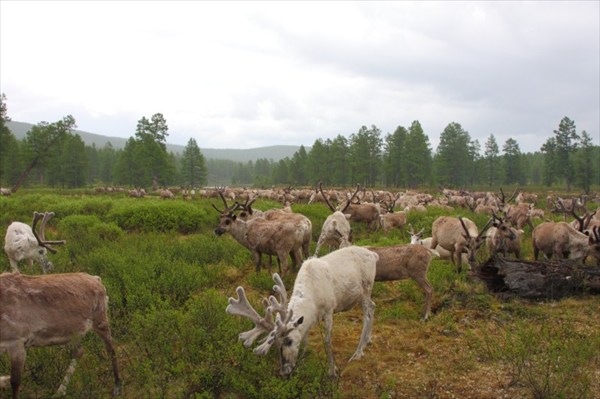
[0,94,598,192]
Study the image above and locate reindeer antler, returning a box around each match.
[268,273,289,321]
[226,286,275,348]
[319,182,337,213]
[256,273,293,356]
[31,211,66,254]
[212,190,241,214]
[340,184,360,213]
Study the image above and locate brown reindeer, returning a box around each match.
[366,244,434,320]
[430,216,493,272]
[342,184,381,232]
[0,272,121,399]
[213,191,304,277]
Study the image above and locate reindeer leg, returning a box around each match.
[8,258,19,272]
[322,312,337,377]
[417,277,433,321]
[278,252,288,278]
[350,297,375,362]
[252,252,262,274]
[7,343,26,399]
[94,321,121,397]
[55,344,84,397]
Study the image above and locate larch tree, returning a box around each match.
[289,145,308,185]
[405,120,432,188]
[484,134,500,186]
[12,115,76,192]
[307,139,330,183]
[328,135,349,186]
[382,125,408,187]
[553,116,580,190]
[349,125,382,187]
[541,136,558,186]
[573,130,595,194]
[0,93,20,187]
[502,137,523,185]
[434,122,472,187]
[180,138,207,188]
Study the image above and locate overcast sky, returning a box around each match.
[1,1,598,153]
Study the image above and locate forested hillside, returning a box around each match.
[1,95,598,190]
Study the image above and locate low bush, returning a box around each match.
[107,201,210,233]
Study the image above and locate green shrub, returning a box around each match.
[58,214,123,257]
[107,201,210,233]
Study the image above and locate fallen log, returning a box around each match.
[472,256,600,300]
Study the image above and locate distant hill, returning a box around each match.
[6,121,304,163]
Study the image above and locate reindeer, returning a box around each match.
[313,182,353,257]
[0,187,11,196]
[429,216,493,272]
[366,244,434,320]
[213,193,304,277]
[533,223,600,263]
[555,198,600,234]
[408,224,467,264]
[159,188,175,200]
[235,196,312,262]
[379,192,407,234]
[0,272,121,399]
[342,184,381,232]
[4,212,66,273]
[485,213,521,259]
[226,246,378,377]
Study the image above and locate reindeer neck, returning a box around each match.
[227,220,251,246]
[287,290,322,339]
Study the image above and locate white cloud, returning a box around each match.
[1,1,598,153]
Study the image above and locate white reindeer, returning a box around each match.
[226,246,378,376]
[313,182,352,257]
[0,272,121,399]
[4,211,66,273]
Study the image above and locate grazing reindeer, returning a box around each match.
[366,244,434,320]
[0,272,121,399]
[226,246,378,377]
[4,211,66,273]
[408,224,466,264]
[430,216,492,272]
[313,182,353,257]
[213,192,304,277]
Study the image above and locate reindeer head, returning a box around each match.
[588,226,600,263]
[31,211,66,272]
[226,273,305,377]
[212,190,242,235]
[408,224,425,245]
[459,216,492,266]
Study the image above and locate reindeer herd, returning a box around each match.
[2,186,600,398]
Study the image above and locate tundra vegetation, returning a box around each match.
[0,188,599,399]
